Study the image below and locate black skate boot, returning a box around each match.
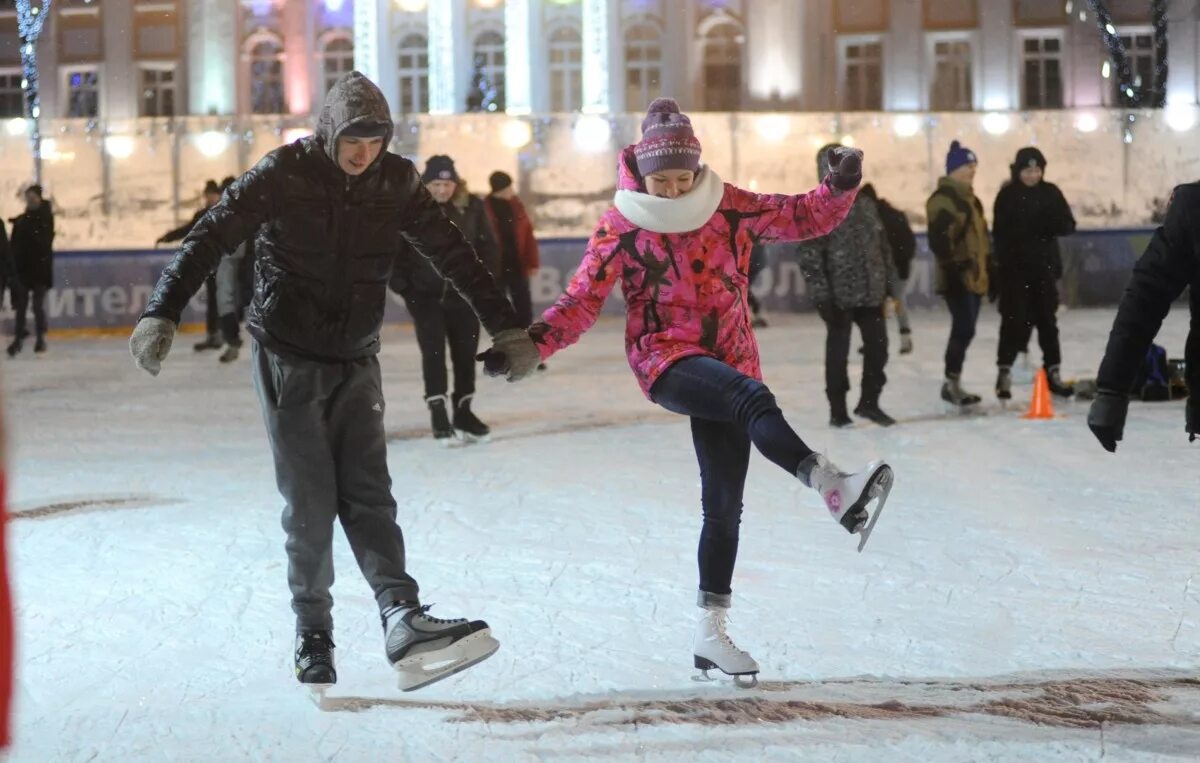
[382,602,499,692]
[899,328,913,355]
[193,332,222,352]
[854,398,896,427]
[453,394,490,440]
[6,337,21,358]
[1046,365,1074,397]
[829,396,853,428]
[425,394,456,441]
[941,374,981,408]
[33,336,46,355]
[996,366,1012,401]
[294,631,336,686]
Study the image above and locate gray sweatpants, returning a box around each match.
[251,341,419,633]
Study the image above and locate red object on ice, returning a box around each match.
[0,472,11,748]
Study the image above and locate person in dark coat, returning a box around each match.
[7,185,55,357]
[992,147,1077,400]
[129,72,539,690]
[796,144,899,427]
[1088,184,1200,452]
[483,170,539,328]
[393,155,501,441]
[157,179,223,351]
[0,217,14,314]
[860,183,915,354]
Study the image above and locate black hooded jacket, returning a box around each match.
[11,200,54,289]
[142,72,518,361]
[992,162,1075,275]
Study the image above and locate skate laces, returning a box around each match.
[414,604,465,625]
[297,632,334,662]
[707,611,748,656]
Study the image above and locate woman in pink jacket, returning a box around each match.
[483,99,894,685]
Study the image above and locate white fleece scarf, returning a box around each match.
[613,166,725,234]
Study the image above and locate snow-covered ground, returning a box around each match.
[7,307,1199,762]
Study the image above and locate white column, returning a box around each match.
[354,0,398,112]
[977,0,1013,110]
[503,0,532,114]
[886,0,922,111]
[281,0,314,116]
[427,0,465,113]
[581,0,614,113]
[744,0,803,109]
[1165,0,1198,104]
[187,0,238,115]
[102,0,137,119]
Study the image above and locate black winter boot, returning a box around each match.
[425,394,456,440]
[453,394,491,440]
[854,398,896,426]
[829,396,853,428]
[1047,365,1075,397]
[996,366,1012,401]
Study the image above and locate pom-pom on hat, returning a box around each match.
[633,97,702,177]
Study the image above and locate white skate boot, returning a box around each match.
[799,453,894,552]
[692,606,760,688]
[382,602,500,692]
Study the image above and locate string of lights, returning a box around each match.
[15,0,52,183]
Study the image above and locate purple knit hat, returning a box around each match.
[633,98,701,176]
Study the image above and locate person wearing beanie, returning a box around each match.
[393,153,502,441]
[992,147,1077,401]
[131,72,535,693]
[154,179,224,354]
[6,184,54,357]
[926,140,992,407]
[479,96,895,685]
[483,170,540,334]
[795,145,900,428]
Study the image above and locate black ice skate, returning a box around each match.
[854,401,896,427]
[996,366,1013,402]
[829,397,853,428]
[425,394,456,442]
[452,394,490,441]
[941,374,982,409]
[193,332,223,352]
[295,631,336,688]
[382,603,499,692]
[1046,365,1074,398]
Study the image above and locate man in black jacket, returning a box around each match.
[1088,184,1199,452]
[129,72,540,692]
[992,147,1077,400]
[8,185,55,357]
[392,155,499,441]
[157,179,223,351]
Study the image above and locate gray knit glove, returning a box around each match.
[129,316,176,377]
[477,328,541,382]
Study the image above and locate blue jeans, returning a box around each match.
[649,355,815,601]
[943,291,982,376]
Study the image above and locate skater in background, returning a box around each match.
[860,183,915,354]
[992,147,1076,401]
[130,72,538,692]
[157,179,223,352]
[926,141,992,407]
[747,243,769,328]
[392,155,498,441]
[0,216,14,314]
[1088,183,1199,452]
[8,185,55,357]
[481,98,894,686]
[213,176,247,363]
[796,145,898,428]
[483,170,539,328]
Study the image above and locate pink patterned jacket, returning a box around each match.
[531,146,857,399]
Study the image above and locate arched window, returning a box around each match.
[547,24,582,112]
[321,33,355,97]
[397,33,429,114]
[624,23,662,111]
[245,34,285,114]
[470,29,505,111]
[700,21,743,111]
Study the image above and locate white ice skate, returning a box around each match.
[383,603,500,692]
[804,454,894,552]
[692,608,759,688]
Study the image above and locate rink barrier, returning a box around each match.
[3,228,1159,335]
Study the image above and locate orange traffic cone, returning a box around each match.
[1023,368,1056,420]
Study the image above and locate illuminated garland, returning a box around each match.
[15,0,52,183]
[1086,0,1168,108]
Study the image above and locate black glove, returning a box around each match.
[1187,397,1197,443]
[1087,389,1129,453]
[825,147,863,191]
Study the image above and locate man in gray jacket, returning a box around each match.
[797,144,899,427]
[129,72,540,693]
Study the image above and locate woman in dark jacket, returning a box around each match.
[992,147,1076,400]
[8,185,55,357]
[392,155,501,441]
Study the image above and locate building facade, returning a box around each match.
[3,0,1199,122]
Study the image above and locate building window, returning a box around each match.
[1021,36,1063,109]
[0,70,22,118]
[471,29,505,111]
[624,23,662,111]
[547,24,582,112]
[246,36,285,114]
[700,22,743,111]
[841,39,883,111]
[1114,30,1157,106]
[930,38,973,110]
[139,65,176,117]
[320,33,354,97]
[64,67,99,118]
[397,33,429,115]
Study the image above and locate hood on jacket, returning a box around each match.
[816,143,843,183]
[314,71,394,172]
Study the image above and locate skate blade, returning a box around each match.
[305,683,334,709]
[854,464,894,553]
[692,668,759,689]
[394,630,500,692]
[455,430,491,444]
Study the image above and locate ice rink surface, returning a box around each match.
[7,307,1199,762]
